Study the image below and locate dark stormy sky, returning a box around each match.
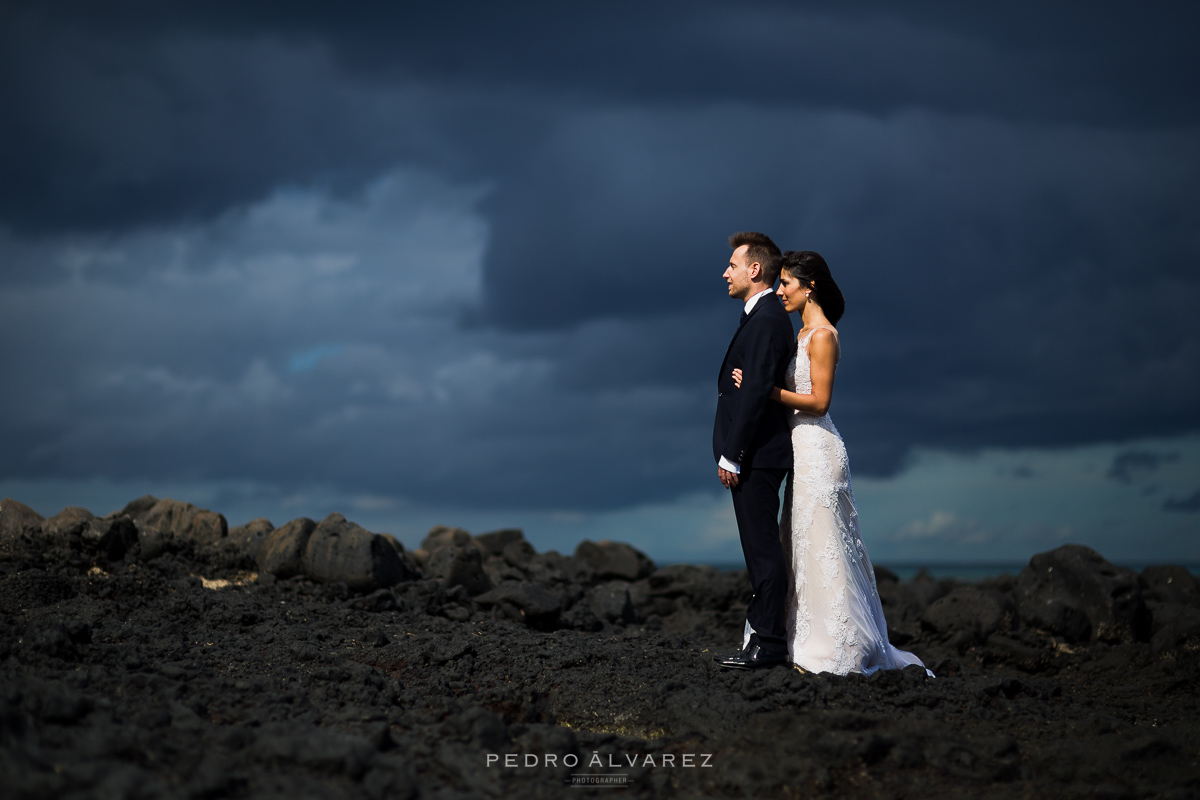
[2,2,1198,563]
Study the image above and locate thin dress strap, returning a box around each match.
[800,325,840,363]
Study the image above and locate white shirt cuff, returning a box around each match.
[718,456,741,474]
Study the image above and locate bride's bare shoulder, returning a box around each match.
[807,327,840,361]
[803,327,838,345]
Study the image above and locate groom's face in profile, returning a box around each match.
[724,244,758,301]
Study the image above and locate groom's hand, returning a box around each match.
[718,467,739,489]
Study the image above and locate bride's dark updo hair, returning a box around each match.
[781,250,845,325]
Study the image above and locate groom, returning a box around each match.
[712,232,794,669]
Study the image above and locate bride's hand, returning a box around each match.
[731,368,742,388]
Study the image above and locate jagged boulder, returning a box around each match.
[81,516,138,561]
[878,573,949,645]
[1141,566,1199,607]
[641,564,748,614]
[379,534,423,579]
[134,498,228,552]
[472,528,538,574]
[120,495,164,558]
[573,539,655,582]
[874,565,900,584]
[1016,545,1148,643]
[43,507,94,541]
[39,506,92,558]
[502,540,537,569]
[427,544,493,596]
[10,504,136,563]
[536,550,592,584]
[474,528,526,557]
[641,564,704,616]
[921,587,1016,641]
[119,495,160,521]
[1139,566,1200,653]
[586,581,637,624]
[1149,603,1200,653]
[228,518,275,562]
[0,498,44,557]
[414,526,475,572]
[420,526,474,554]
[257,518,317,579]
[302,513,418,593]
[475,581,561,629]
[876,573,947,617]
[481,555,524,588]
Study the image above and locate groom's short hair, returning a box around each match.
[728,231,783,285]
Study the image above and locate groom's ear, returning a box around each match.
[748,261,762,281]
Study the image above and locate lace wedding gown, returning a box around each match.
[745,326,931,676]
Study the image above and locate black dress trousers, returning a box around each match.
[730,465,789,650]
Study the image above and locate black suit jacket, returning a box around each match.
[713,292,795,470]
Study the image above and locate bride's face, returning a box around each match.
[776,271,808,313]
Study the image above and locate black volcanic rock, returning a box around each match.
[228,517,275,562]
[302,513,419,593]
[475,580,562,629]
[81,515,139,562]
[36,506,113,562]
[643,563,748,614]
[420,525,474,554]
[481,553,525,587]
[257,517,317,579]
[876,573,951,646]
[873,564,900,584]
[380,534,423,580]
[35,506,139,564]
[586,581,637,624]
[501,539,537,569]
[119,493,160,520]
[1148,602,1200,653]
[921,586,1017,643]
[2,495,1200,799]
[1140,565,1199,606]
[137,497,229,546]
[474,528,526,556]
[427,543,493,596]
[573,539,655,581]
[42,506,94,541]
[1016,545,1148,643]
[1140,567,1200,655]
[0,497,44,557]
[537,549,594,585]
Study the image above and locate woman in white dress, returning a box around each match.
[734,250,930,676]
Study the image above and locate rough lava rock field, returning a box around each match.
[1,496,1198,799]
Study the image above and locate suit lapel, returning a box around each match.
[719,292,774,376]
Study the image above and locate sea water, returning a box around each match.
[690,561,1200,582]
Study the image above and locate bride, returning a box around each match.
[733,250,930,676]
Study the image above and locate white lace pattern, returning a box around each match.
[780,327,931,676]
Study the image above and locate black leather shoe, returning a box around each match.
[712,646,748,664]
[714,644,788,670]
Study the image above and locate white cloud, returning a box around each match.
[854,435,1200,564]
[894,510,991,544]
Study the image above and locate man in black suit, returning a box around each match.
[712,231,794,669]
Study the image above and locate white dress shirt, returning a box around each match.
[719,288,776,475]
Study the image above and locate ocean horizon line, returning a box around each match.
[671,559,1200,582]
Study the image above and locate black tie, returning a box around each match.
[738,310,748,327]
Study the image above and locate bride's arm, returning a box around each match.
[734,329,838,415]
[776,329,837,414]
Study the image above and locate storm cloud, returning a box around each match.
[1,2,1197,524]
